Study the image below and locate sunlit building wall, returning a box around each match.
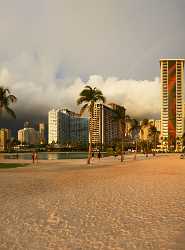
[160,59,184,149]
[39,123,46,144]
[0,128,11,151]
[90,103,125,148]
[18,128,39,145]
[48,109,88,146]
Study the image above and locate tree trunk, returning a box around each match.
[146,140,148,157]
[134,139,137,160]
[154,133,156,156]
[121,134,124,162]
[87,105,93,164]
[87,139,92,164]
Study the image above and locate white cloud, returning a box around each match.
[86,75,160,118]
[0,65,160,119]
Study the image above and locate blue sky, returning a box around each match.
[0,0,184,126]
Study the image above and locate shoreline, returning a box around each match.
[0,153,177,169]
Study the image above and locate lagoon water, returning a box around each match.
[0,152,107,160]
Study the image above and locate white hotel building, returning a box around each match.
[48,108,88,146]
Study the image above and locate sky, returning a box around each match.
[0,0,185,131]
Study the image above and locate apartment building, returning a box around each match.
[90,103,125,148]
[0,128,11,151]
[18,128,40,145]
[160,59,184,150]
[48,108,88,147]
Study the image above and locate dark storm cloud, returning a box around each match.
[0,0,184,126]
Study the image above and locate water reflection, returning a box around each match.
[1,152,93,160]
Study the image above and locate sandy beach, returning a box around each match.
[0,155,185,250]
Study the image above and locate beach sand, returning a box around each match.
[0,155,185,249]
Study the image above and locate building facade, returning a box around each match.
[0,128,11,151]
[18,128,40,145]
[38,123,46,144]
[90,103,125,148]
[160,59,184,150]
[48,109,88,147]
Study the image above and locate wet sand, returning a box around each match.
[0,155,185,249]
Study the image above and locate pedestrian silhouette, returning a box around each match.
[32,152,35,164]
[98,151,101,160]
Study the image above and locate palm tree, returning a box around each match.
[113,105,126,162]
[148,125,158,156]
[182,133,185,150]
[176,136,182,152]
[0,87,17,118]
[140,119,150,156]
[77,85,105,164]
[129,119,141,160]
[162,137,168,152]
[141,118,149,127]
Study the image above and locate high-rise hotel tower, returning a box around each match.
[160,59,184,150]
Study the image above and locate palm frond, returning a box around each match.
[78,86,105,103]
[7,95,17,103]
[0,87,10,94]
[84,85,93,91]
[3,88,10,94]
[0,87,17,118]
[5,106,16,119]
[79,103,88,116]
[98,95,106,103]
[77,96,88,105]
[142,119,149,126]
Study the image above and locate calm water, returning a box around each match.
[0,152,107,160]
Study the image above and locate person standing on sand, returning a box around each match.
[98,151,101,160]
[34,152,38,164]
[92,152,94,161]
[32,152,35,164]
[114,152,118,159]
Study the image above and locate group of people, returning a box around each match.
[91,151,101,160]
[32,151,38,164]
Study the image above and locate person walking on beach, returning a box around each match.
[114,152,118,159]
[92,151,94,161]
[32,152,35,164]
[98,151,101,160]
[34,152,38,164]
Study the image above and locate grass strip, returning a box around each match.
[0,163,29,169]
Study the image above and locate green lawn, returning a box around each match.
[0,163,29,169]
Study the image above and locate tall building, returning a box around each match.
[90,103,125,148]
[38,123,45,144]
[0,128,11,151]
[48,109,60,144]
[18,128,40,145]
[160,59,184,150]
[48,108,88,146]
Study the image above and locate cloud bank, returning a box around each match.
[0,63,160,120]
[0,0,184,124]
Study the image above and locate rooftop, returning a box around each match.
[160,59,185,61]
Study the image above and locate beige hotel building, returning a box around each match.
[90,103,125,149]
